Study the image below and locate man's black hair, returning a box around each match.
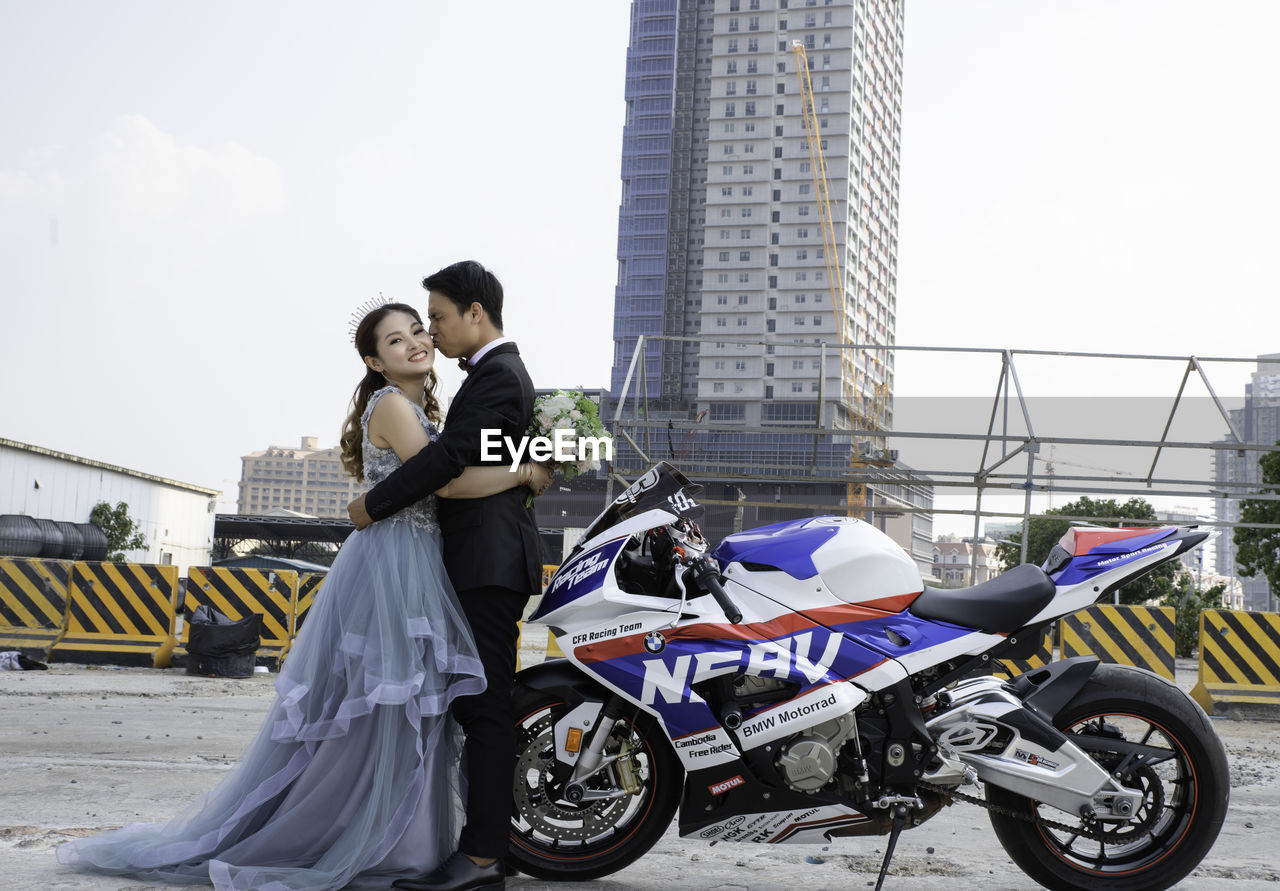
[423,260,504,331]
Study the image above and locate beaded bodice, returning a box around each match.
[361,386,440,532]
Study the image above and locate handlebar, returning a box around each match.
[685,556,742,623]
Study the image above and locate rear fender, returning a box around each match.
[1006,656,1100,724]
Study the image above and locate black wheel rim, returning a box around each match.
[510,702,660,861]
[1032,711,1199,877]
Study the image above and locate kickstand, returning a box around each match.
[873,804,909,891]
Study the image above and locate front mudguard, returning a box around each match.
[514,657,613,707]
[513,658,684,794]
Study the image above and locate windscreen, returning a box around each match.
[576,462,704,547]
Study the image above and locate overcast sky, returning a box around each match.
[2,1,1277,522]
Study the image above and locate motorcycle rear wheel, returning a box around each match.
[988,663,1229,890]
[507,688,682,881]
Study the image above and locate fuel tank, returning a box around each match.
[711,516,922,606]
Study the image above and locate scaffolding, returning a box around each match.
[607,337,1280,591]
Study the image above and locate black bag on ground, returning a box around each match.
[186,605,262,677]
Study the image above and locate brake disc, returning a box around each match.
[512,711,637,844]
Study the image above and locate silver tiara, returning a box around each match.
[348,293,393,344]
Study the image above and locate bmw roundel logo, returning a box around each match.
[643,631,666,654]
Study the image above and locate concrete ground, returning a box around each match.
[3,643,1277,890]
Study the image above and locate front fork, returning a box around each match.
[562,695,643,802]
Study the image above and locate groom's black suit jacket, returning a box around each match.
[364,342,541,597]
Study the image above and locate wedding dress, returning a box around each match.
[58,386,485,890]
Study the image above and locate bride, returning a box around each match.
[57,301,550,889]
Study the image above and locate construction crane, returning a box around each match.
[791,40,891,517]
[1036,444,1134,510]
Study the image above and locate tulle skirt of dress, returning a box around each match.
[57,519,485,891]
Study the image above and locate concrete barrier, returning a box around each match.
[177,568,298,667]
[0,557,71,659]
[49,562,178,667]
[294,572,326,634]
[1191,608,1280,719]
[1059,604,1176,680]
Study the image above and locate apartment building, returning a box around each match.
[237,437,362,519]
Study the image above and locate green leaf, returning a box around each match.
[89,501,148,562]
[1233,445,1280,595]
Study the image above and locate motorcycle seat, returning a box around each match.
[909,563,1056,634]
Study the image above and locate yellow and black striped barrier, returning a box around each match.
[49,562,179,667]
[1059,605,1176,681]
[0,557,72,658]
[993,626,1054,679]
[1191,609,1280,719]
[294,572,326,634]
[178,568,298,667]
[516,566,564,670]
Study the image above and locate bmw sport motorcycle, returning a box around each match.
[510,463,1228,890]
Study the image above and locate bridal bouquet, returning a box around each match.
[524,390,612,505]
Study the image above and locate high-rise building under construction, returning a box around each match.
[604,0,932,574]
[611,0,902,429]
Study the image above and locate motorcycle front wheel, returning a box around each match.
[988,663,1229,890]
[507,688,683,881]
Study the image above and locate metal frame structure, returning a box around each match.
[212,514,352,562]
[608,337,1280,586]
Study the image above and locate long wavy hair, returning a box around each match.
[339,302,442,481]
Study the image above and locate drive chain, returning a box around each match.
[919,780,1108,841]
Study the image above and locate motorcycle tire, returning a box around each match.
[987,663,1229,890]
[507,687,682,881]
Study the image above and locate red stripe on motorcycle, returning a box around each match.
[798,596,921,627]
[574,614,819,663]
[1069,526,1171,555]
[855,591,921,612]
[575,602,902,664]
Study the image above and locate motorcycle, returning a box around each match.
[510,463,1228,890]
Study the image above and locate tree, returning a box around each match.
[90,501,148,562]
[1233,445,1280,602]
[995,496,1176,605]
[1161,572,1225,657]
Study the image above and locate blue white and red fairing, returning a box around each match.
[534,461,1207,774]
[535,510,1002,770]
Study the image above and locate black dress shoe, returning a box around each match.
[392,851,505,891]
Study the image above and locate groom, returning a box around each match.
[347,259,542,891]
